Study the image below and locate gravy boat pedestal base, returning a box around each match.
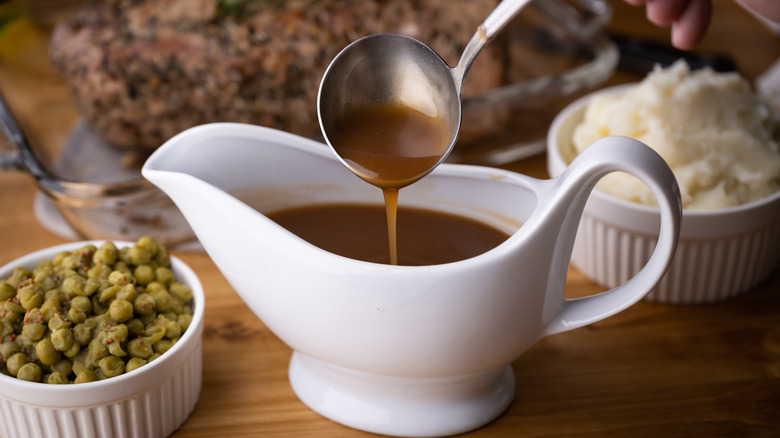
[290,352,514,437]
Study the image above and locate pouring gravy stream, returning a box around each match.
[328,103,452,265]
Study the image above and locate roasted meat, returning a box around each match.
[50,0,504,150]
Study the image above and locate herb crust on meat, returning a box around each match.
[50,0,504,150]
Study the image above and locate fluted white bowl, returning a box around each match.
[547,86,780,304]
[0,241,204,438]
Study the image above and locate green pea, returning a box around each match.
[84,278,101,296]
[93,242,118,266]
[99,356,125,378]
[150,289,171,312]
[136,236,159,257]
[116,283,137,302]
[171,291,186,308]
[91,295,109,316]
[17,363,42,382]
[63,342,81,358]
[86,338,108,369]
[133,293,156,316]
[73,323,92,345]
[169,282,193,302]
[51,328,74,352]
[127,338,153,359]
[125,357,147,373]
[51,358,73,376]
[113,261,131,274]
[37,275,58,292]
[108,324,128,341]
[154,267,174,285]
[98,285,121,303]
[10,267,32,286]
[47,371,69,384]
[91,313,113,331]
[6,352,27,376]
[4,299,24,315]
[126,318,144,337]
[44,288,66,304]
[148,352,162,362]
[58,269,79,280]
[177,314,193,332]
[134,265,155,286]
[62,276,88,296]
[3,307,22,324]
[145,281,165,294]
[108,270,134,286]
[71,359,85,376]
[74,369,97,384]
[35,338,62,366]
[154,339,173,354]
[71,245,96,266]
[109,299,133,322]
[0,342,21,362]
[71,295,92,312]
[1,319,15,337]
[87,262,112,280]
[48,314,71,332]
[164,320,181,340]
[142,324,166,345]
[68,307,87,324]
[18,286,43,310]
[154,246,170,268]
[139,313,157,327]
[40,298,61,321]
[33,262,53,278]
[52,251,70,267]
[0,281,15,301]
[126,246,151,266]
[22,322,46,341]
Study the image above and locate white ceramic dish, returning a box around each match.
[0,241,204,438]
[547,85,780,304]
[143,122,680,437]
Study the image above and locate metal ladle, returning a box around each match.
[318,0,534,186]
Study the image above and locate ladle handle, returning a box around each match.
[539,136,682,336]
[453,0,534,89]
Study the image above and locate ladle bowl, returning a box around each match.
[318,0,533,186]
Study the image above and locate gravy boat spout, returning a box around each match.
[142,123,680,438]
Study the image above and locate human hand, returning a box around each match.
[624,0,712,49]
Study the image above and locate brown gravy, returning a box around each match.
[265,203,510,266]
[328,104,451,265]
[329,105,450,189]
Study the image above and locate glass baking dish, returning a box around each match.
[452,0,618,165]
[1,0,616,244]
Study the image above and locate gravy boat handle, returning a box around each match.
[538,136,682,336]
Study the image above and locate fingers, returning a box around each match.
[671,0,712,50]
[645,0,689,26]
[623,0,713,49]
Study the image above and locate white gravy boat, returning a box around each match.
[142,123,681,437]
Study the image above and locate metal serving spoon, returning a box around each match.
[318,0,534,187]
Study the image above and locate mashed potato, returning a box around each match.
[572,61,780,210]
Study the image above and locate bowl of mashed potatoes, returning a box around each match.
[0,238,204,438]
[547,61,780,304]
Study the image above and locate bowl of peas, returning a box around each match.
[0,238,204,438]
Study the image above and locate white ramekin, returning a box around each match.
[547,85,780,304]
[0,241,204,438]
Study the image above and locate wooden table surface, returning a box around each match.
[1,1,780,436]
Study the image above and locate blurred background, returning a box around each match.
[0,0,778,245]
